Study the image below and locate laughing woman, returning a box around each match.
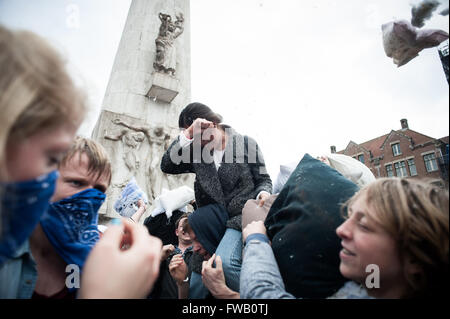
[241,178,449,299]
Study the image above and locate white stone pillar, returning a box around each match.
[92,0,193,222]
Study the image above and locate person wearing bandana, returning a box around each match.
[27,137,111,299]
[1,25,163,300]
[0,25,85,299]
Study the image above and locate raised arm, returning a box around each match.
[130,199,147,223]
[104,129,126,141]
[160,135,194,175]
[112,118,150,136]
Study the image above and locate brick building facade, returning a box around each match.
[333,119,449,184]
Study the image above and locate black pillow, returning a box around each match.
[264,153,359,298]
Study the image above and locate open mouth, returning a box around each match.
[341,247,356,256]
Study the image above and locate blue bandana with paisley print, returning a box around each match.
[40,188,106,269]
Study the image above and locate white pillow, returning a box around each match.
[326,154,376,188]
[273,159,302,194]
[382,20,449,67]
[155,186,195,219]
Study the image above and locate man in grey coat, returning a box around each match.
[161,102,272,298]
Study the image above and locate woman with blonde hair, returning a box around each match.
[0,25,86,182]
[336,177,449,298]
[241,177,448,299]
[0,25,86,279]
[0,25,162,299]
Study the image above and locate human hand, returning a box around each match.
[257,192,270,207]
[185,118,214,139]
[78,219,162,299]
[201,254,229,298]
[169,254,188,285]
[242,220,267,243]
[161,244,175,261]
[318,155,331,166]
[137,199,146,211]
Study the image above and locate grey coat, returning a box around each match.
[161,127,272,230]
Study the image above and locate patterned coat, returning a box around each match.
[161,127,272,231]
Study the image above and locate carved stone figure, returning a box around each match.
[107,118,174,200]
[104,127,145,175]
[153,12,184,76]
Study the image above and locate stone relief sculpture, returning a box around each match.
[106,118,177,201]
[104,126,146,186]
[153,12,184,76]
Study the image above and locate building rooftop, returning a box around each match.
[337,119,445,158]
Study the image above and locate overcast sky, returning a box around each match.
[1,0,448,179]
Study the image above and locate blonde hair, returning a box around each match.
[0,25,86,179]
[343,178,449,298]
[60,136,112,186]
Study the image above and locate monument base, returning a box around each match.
[147,72,179,103]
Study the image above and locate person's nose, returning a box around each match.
[336,218,353,240]
[193,242,201,253]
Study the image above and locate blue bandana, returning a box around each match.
[0,171,58,266]
[40,188,106,269]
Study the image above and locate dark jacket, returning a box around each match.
[148,246,194,299]
[143,210,185,246]
[161,127,272,231]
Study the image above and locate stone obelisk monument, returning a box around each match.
[92,0,193,223]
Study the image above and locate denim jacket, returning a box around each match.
[0,240,37,299]
[240,234,372,299]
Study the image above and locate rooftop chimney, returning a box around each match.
[330,145,336,154]
[400,118,409,130]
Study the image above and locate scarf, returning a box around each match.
[0,171,58,266]
[40,188,106,269]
